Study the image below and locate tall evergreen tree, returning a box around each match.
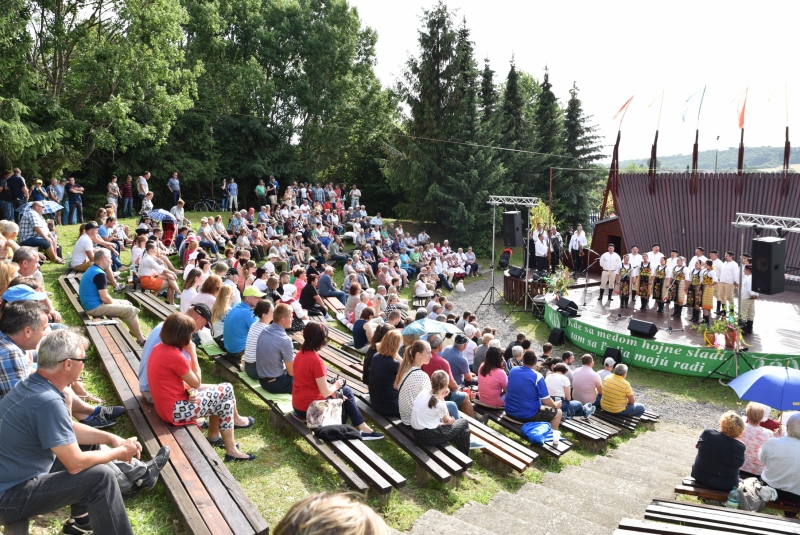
[479,58,497,124]
[560,82,605,227]
[382,1,459,222]
[498,61,536,196]
[530,67,564,213]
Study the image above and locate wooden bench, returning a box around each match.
[322,296,346,315]
[285,334,539,474]
[58,272,269,535]
[593,408,659,433]
[615,498,800,533]
[476,400,621,453]
[675,477,800,516]
[126,288,174,322]
[210,357,405,497]
[471,404,573,458]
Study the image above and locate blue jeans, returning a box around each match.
[221,197,229,211]
[618,403,646,417]
[445,390,466,420]
[320,290,346,305]
[438,273,453,290]
[172,191,180,207]
[0,200,13,221]
[199,240,219,255]
[121,197,133,218]
[20,236,52,251]
[445,401,460,420]
[554,397,587,418]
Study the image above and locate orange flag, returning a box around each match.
[613,96,635,123]
[737,87,748,129]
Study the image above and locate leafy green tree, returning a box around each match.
[559,82,605,228]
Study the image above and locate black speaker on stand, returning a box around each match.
[503,211,522,247]
[548,328,565,345]
[556,297,579,318]
[752,237,786,295]
[628,318,658,338]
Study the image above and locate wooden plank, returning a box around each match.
[355,398,452,483]
[347,439,406,488]
[466,425,527,472]
[328,440,392,494]
[651,499,800,529]
[462,413,538,465]
[185,426,270,535]
[128,409,212,535]
[617,518,722,535]
[643,511,777,535]
[170,426,255,535]
[87,326,139,411]
[388,419,467,474]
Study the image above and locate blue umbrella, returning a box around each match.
[728,366,800,411]
[147,209,177,222]
[402,318,463,337]
[17,200,63,215]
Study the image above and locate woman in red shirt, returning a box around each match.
[148,313,256,461]
[291,323,384,440]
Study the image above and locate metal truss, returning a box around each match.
[487,195,539,207]
[733,213,800,233]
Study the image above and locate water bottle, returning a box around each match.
[726,486,739,509]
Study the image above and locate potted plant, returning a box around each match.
[542,267,573,298]
[690,304,746,349]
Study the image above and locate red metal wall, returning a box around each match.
[613,172,800,269]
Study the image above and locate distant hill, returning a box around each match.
[619,145,800,172]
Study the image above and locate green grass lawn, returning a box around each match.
[35,211,734,533]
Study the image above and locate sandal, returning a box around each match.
[224,453,256,462]
[234,416,255,429]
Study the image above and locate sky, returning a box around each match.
[348,0,800,167]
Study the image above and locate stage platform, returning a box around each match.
[538,284,800,378]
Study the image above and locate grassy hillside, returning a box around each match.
[619,145,800,172]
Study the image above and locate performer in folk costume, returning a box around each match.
[685,259,704,323]
[628,246,643,307]
[668,257,688,318]
[615,254,634,309]
[739,264,758,334]
[652,257,668,314]
[598,243,621,302]
[700,259,718,326]
[637,253,652,311]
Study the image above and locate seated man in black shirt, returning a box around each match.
[298,273,330,319]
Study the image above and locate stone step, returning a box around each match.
[488,491,609,535]
[542,466,658,500]
[620,439,698,463]
[410,509,496,535]
[580,456,681,493]
[635,430,698,448]
[453,501,530,534]
[516,482,642,530]
[607,448,690,477]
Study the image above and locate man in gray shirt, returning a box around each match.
[255,303,295,393]
[0,330,141,534]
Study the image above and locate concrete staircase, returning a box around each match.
[407,429,698,535]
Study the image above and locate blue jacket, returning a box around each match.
[318,273,337,295]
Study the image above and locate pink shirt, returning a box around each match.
[572,365,603,405]
[738,423,773,475]
[477,365,508,408]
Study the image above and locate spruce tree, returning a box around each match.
[560,82,605,227]
[479,58,497,124]
[498,60,535,196]
[530,67,564,214]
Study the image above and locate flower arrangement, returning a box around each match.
[542,267,573,298]
[690,304,748,350]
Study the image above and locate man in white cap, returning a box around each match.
[598,357,616,380]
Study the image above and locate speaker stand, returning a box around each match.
[476,204,510,314]
[703,347,752,384]
[505,215,537,320]
[581,257,600,307]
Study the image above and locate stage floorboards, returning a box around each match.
[563,284,800,356]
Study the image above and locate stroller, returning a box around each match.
[498,248,513,269]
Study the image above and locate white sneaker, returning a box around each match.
[583,403,596,421]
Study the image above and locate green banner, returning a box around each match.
[544,304,800,377]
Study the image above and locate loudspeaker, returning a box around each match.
[752,237,786,295]
[603,347,623,365]
[508,266,526,279]
[556,297,579,318]
[503,211,522,247]
[627,318,658,338]
[548,328,565,345]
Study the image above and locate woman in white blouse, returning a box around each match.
[137,241,181,305]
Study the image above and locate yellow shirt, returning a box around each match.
[600,374,633,413]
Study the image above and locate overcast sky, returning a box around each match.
[349,0,799,167]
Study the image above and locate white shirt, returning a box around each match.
[741,274,759,299]
[719,260,740,284]
[463,340,477,365]
[666,256,680,270]
[569,232,587,250]
[629,254,643,270]
[418,232,428,242]
[544,373,571,399]
[262,260,276,276]
[688,255,708,271]
[180,288,198,313]
[534,239,549,257]
[759,436,800,496]
[600,252,621,271]
[71,234,94,267]
[138,254,164,277]
[531,229,547,242]
[410,390,449,430]
[648,251,665,267]
[223,279,242,305]
[138,176,149,195]
[414,279,429,296]
[711,258,724,278]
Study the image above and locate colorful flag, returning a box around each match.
[682,86,706,123]
[738,87,748,129]
[612,96,634,123]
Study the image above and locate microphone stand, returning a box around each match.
[660,275,684,333]
[581,252,600,307]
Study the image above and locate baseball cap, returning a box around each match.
[604,357,616,367]
[189,303,212,323]
[2,284,48,303]
[243,286,266,298]
[84,221,99,230]
[226,268,239,277]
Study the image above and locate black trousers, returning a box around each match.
[571,250,584,273]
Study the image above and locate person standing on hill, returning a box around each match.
[137,171,150,212]
[227,178,238,211]
[167,171,181,208]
